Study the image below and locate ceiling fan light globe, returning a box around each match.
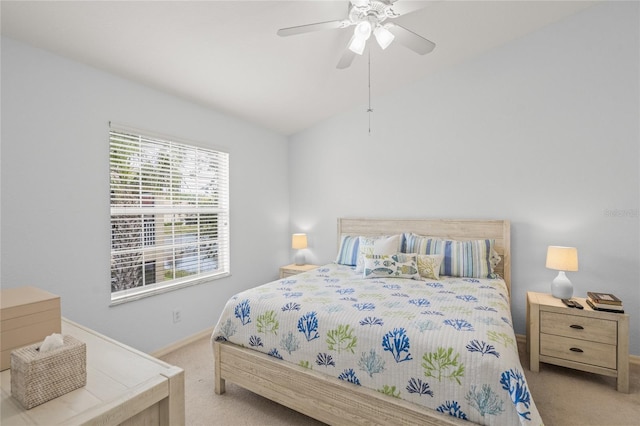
[374,25,395,49]
[349,36,367,55]
[354,21,372,40]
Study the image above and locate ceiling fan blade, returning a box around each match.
[336,38,357,69]
[387,23,435,55]
[277,20,347,37]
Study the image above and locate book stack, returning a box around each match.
[586,291,624,313]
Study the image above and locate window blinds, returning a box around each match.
[109,127,229,300]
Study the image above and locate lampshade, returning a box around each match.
[354,21,372,40]
[546,246,578,299]
[348,36,367,55]
[374,25,395,50]
[292,233,308,250]
[545,246,578,271]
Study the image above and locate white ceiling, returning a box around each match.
[1,0,598,135]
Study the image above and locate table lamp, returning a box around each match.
[292,233,308,265]
[545,246,579,299]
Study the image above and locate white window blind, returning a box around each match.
[109,126,229,303]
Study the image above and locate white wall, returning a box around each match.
[289,2,640,354]
[1,37,291,353]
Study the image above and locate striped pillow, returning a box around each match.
[404,233,497,278]
[335,235,360,266]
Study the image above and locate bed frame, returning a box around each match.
[213,218,511,425]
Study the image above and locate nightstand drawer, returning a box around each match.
[540,311,616,345]
[540,333,616,369]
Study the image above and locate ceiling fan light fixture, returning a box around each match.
[374,25,394,49]
[351,0,370,9]
[348,36,367,55]
[354,21,372,40]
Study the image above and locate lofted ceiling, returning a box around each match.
[1,1,598,135]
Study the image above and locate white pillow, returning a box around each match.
[355,235,401,273]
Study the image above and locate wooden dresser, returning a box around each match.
[1,318,185,425]
[526,291,629,392]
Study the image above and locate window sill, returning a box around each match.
[110,271,230,306]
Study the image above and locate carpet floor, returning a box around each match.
[160,337,639,425]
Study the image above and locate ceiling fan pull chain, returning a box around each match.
[367,47,373,135]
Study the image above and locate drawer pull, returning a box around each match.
[569,325,584,330]
[569,347,584,353]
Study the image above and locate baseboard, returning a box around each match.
[151,326,214,358]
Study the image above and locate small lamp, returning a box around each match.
[292,233,308,266]
[545,246,579,299]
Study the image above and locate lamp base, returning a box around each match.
[551,271,573,299]
[294,252,305,266]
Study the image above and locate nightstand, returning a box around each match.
[279,264,318,278]
[526,291,629,392]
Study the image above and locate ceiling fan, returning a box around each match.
[277,0,436,69]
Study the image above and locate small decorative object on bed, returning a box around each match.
[212,218,541,426]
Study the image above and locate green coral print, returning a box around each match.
[303,297,333,305]
[299,360,312,369]
[326,324,357,354]
[359,293,387,300]
[422,347,465,385]
[381,310,416,321]
[442,306,473,315]
[256,310,279,335]
[378,385,401,398]
[487,331,514,348]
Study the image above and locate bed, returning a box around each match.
[212,218,541,425]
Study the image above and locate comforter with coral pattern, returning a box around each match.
[212,263,541,425]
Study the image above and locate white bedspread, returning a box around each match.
[213,263,542,425]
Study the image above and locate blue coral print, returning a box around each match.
[359,316,384,326]
[234,299,251,325]
[436,400,468,420]
[444,318,474,331]
[466,339,500,358]
[298,311,320,341]
[338,368,361,385]
[406,378,433,396]
[500,369,532,420]
[382,328,412,362]
[316,353,336,367]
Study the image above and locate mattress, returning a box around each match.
[212,263,542,425]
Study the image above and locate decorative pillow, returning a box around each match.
[403,233,497,278]
[403,233,442,255]
[355,235,401,273]
[490,249,502,270]
[335,235,360,266]
[416,254,444,280]
[363,253,421,280]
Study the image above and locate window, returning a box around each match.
[109,126,229,304]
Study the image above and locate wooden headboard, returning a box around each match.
[337,218,511,296]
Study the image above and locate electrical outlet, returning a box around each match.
[172,309,182,323]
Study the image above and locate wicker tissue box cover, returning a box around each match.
[11,335,87,409]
